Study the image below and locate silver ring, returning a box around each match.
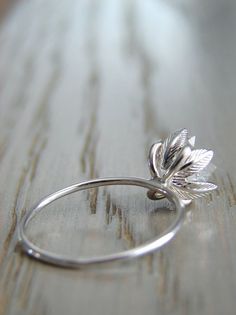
[18,129,217,268]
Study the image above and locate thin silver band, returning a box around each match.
[18,177,185,268]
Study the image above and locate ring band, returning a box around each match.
[18,129,217,268]
[18,177,184,268]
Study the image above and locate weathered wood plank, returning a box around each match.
[0,0,236,315]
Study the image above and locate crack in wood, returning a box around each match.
[0,10,54,163]
[0,10,70,314]
[0,168,26,267]
[18,261,34,309]
[103,188,135,243]
[226,173,236,207]
[124,1,159,139]
[79,1,101,214]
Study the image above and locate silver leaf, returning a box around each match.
[172,174,187,187]
[162,128,188,169]
[171,185,213,200]
[188,136,195,147]
[184,181,217,192]
[148,141,163,178]
[163,145,192,181]
[171,186,200,200]
[176,149,213,178]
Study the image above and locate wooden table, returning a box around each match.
[0,1,236,314]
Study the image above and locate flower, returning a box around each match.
[148,129,217,200]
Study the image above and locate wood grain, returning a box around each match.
[0,0,236,314]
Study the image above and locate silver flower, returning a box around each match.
[148,129,217,200]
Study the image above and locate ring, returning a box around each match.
[18,129,217,268]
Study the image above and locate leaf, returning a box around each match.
[162,128,188,169]
[148,141,163,178]
[188,136,195,147]
[172,174,187,187]
[171,186,202,200]
[185,181,217,192]
[162,145,192,181]
[171,181,217,200]
[176,149,213,178]
[171,185,214,200]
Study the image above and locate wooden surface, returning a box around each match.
[0,0,236,314]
